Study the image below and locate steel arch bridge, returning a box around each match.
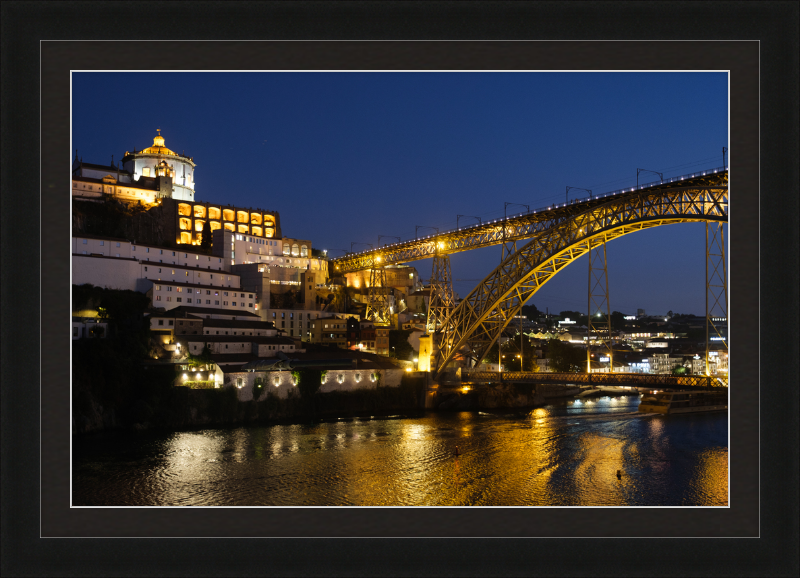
[329,171,728,379]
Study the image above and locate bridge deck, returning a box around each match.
[332,168,727,273]
[458,371,729,389]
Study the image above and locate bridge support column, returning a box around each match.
[366,266,391,324]
[426,254,455,333]
[705,222,728,376]
[587,237,613,375]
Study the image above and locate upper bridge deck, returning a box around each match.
[331,168,728,274]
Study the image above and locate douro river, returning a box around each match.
[73,396,728,506]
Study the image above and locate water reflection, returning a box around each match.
[73,397,728,506]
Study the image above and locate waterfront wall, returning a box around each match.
[225,368,404,402]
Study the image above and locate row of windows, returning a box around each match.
[154,296,253,307]
[81,239,122,247]
[78,251,122,257]
[153,285,250,298]
[179,204,273,224]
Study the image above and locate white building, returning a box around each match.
[146,281,256,314]
[121,130,197,201]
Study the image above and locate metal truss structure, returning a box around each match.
[706,221,728,374]
[426,254,455,333]
[331,171,727,275]
[460,371,729,389]
[431,181,728,379]
[587,240,613,372]
[365,267,391,324]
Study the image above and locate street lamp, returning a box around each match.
[391,346,396,358]
[566,186,592,203]
[637,168,663,187]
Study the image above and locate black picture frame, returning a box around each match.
[2,2,798,576]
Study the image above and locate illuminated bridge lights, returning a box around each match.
[331,170,727,276]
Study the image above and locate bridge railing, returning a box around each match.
[338,166,728,259]
[460,371,728,389]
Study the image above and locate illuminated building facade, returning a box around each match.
[121,130,196,201]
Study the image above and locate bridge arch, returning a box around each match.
[433,185,728,377]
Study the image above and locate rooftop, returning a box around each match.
[166,305,261,319]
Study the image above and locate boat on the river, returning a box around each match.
[638,389,728,414]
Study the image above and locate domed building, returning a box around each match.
[121,129,196,201]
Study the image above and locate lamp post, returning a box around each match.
[566,186,592,204]
[391,346,395,358]
[457,215,481,229]
[378,235,400,247]
[415,225,439,240]
[636,168,663,187]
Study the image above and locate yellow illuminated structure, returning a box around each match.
[330,172,728,379]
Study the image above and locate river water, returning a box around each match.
[72,396,728,506]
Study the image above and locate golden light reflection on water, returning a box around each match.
[73,399,729,506]
[688,448,729,506]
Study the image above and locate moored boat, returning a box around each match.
[638,389,727,414]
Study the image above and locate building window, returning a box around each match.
[249,303,253,308]
[144,267,148,271]
[177,298,182,303]
[187,298,192,303]
[132,246,136,251]
[215,300,219,305]
[158,320,164,326]
[155,285,161,290]
[155,295,161,301]
[82,239,87,244]
[166,297,171,302]
[146,248,150,253]
[206,300,211,304]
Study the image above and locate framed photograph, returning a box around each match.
[3,2,797,576]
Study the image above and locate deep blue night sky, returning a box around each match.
[72,72,728,316]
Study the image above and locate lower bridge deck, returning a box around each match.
[458,371,728,390]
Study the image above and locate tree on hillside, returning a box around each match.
[500,339,540,372]
[200,220,212,252]
[388,329,415,360]
[546,339,586,373]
